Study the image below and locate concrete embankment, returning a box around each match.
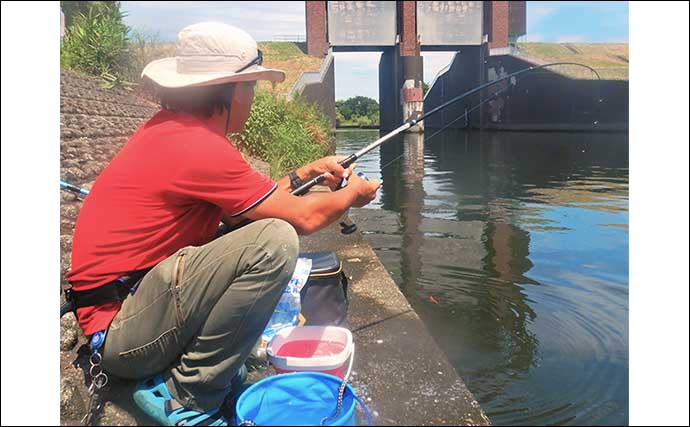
[301,218,490,426]
[60,218,490,426]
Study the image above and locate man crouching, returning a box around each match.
[67,22,379,426]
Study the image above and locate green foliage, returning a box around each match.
[335,96,380,127]
[61,1,121,27]
[336,96,379,119]
[234,92,332,178]
[335,110,345,127]
[422,81,430,96]
[61,2,132,88]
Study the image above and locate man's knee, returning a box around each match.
[255,218,299,272]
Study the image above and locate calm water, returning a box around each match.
[336,129,629,426]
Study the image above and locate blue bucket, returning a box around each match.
[235,372,370,426]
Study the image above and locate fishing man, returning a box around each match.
[67,22,380,426]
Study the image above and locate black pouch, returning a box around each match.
[298,251,349,326]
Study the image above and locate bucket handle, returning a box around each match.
[353,393,374,426]
[326,344,374,426]
[344,343,355,382]
[347,345,373,426]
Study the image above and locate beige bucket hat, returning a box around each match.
[142,22,285,88]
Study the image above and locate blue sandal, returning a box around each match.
[133,374,229,426]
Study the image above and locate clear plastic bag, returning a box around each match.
[252,257,312,360]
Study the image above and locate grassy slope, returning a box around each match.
[134,41,322,94]
[515,43,629,80]
[256,42,323,94]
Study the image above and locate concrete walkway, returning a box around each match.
[300,219,490,426]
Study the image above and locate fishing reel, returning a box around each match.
[338,171,369,235]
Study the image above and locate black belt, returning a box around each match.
[60,270,149,318]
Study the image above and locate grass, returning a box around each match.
[233,91,332,179]
[256,42,323,95]
[336,116,379,128]
[124,40,322,95]
[60,8,133,88]
[515,43,629,80]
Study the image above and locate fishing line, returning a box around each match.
[378,87,510,172]
[331,62,602,234]
[371,62,602,174]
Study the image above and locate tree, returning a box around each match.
[336,96,378,118]
[335,110,344,127]
[335,96,380,126]
[336,100,354,120]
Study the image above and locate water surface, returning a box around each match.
[337,129,628,426]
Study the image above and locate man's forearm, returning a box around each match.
[291,187,358,234]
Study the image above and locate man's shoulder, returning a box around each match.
[139,111,232,151]
[145,110,213,137]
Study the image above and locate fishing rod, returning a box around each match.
[378,85,511,172]
[61,180,90,197]
[290,61,601,197]
[337,84,514,234]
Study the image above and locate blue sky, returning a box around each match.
[524,1,628,43]
[120,1,629,100]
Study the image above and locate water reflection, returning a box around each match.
[338,129,629,426]
[398,133,425,299]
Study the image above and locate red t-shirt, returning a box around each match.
[67,110,276,335]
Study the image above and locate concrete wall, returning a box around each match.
[379,46,405,131]
[482,54,629,130]
[293,54,337,129]
[423,46,485,129]
[424,50,629,131]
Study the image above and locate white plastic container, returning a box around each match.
[267,326,353,378]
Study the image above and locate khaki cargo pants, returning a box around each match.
[101,219,299,411]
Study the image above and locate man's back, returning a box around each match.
[68,109,276,334]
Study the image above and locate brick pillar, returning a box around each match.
[306,1,328,57]
[399,1,420,57]
[487,1,526,49]
[509,1,526,38]
[489,0,510,50]
[399,1,423,131]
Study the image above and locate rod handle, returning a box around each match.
[291,154,358,196]
[290,174,326,196]
[339,153,357,169]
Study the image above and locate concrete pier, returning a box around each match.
[299,209,490,425]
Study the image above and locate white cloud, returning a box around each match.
[121,1,305,41]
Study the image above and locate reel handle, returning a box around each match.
[337,171,369,235]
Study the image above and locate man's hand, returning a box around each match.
[248,159,381,235]
[345,169,381,207]
[302,156,355,191]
